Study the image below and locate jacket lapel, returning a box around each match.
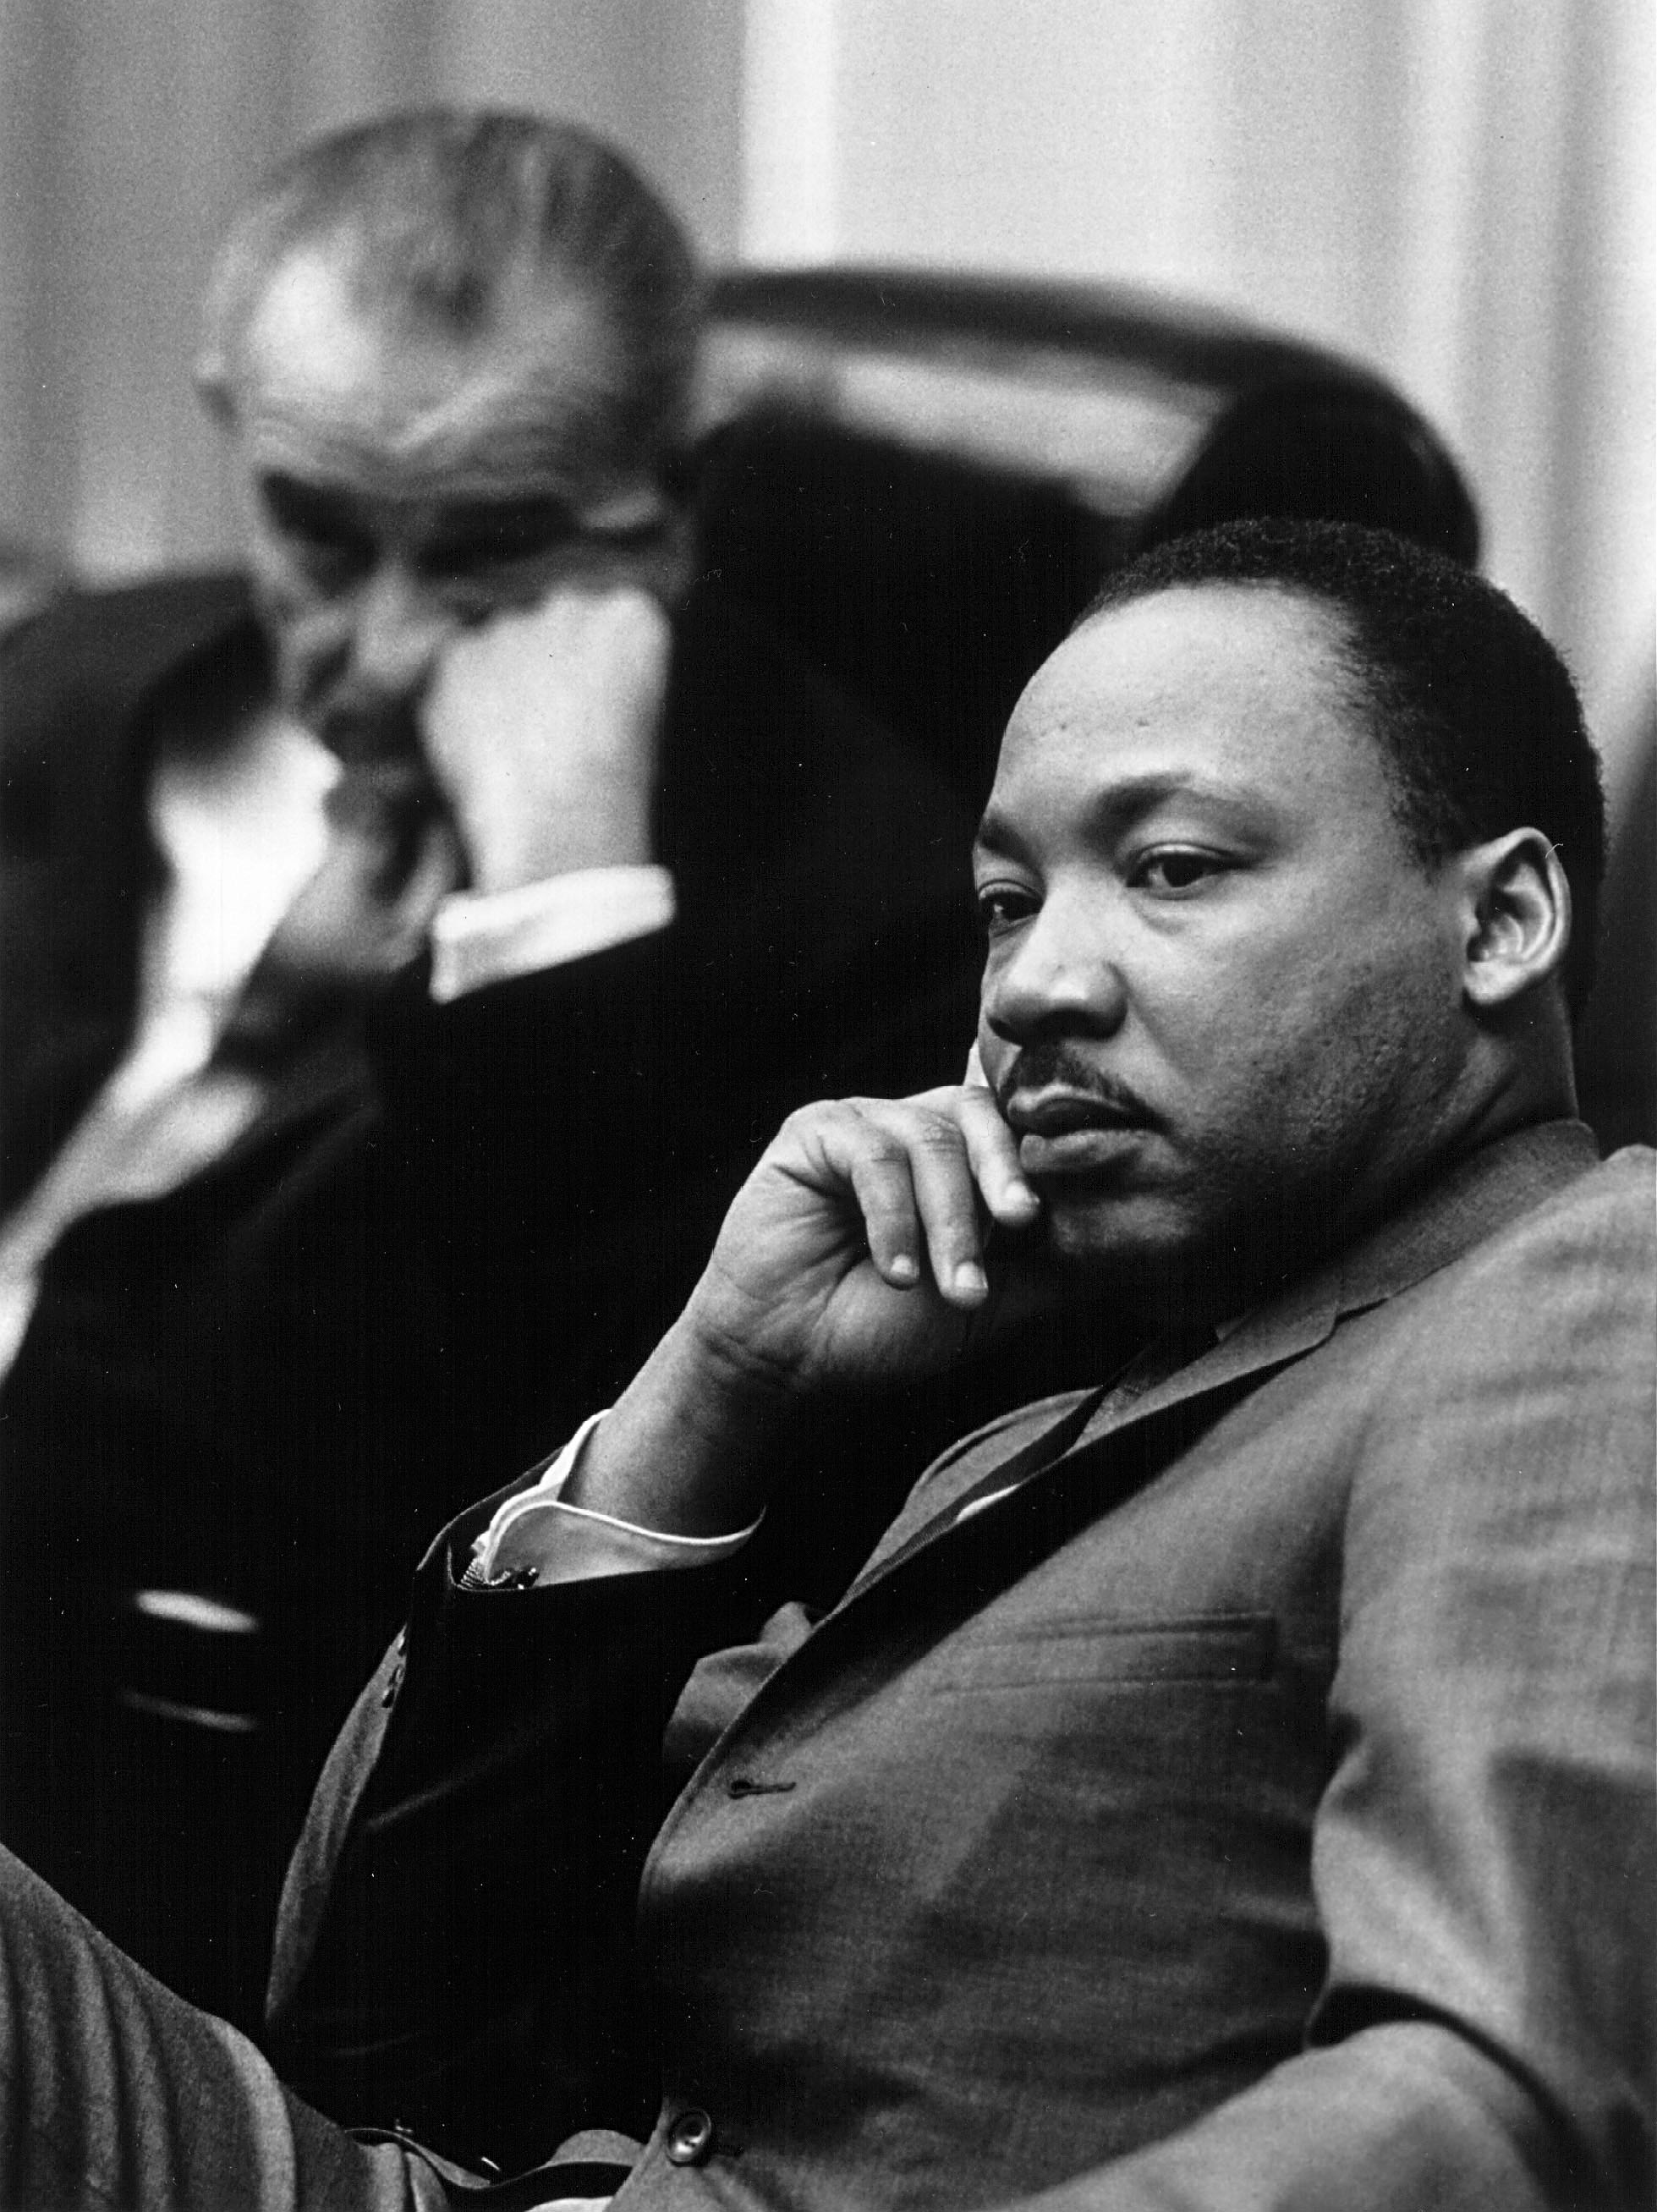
[843,1384,1111,1594]
[837,1294,1335,1619]
[835,1119,1602,1620]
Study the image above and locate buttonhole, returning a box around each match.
[727,1776,796,1798]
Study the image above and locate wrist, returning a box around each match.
[460,788,655,896]
[562,1307,795,1537]
[469,828,656,896]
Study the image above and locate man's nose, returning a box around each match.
[982,899,1128,1043]
[348,564,456,700]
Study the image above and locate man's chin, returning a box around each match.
[1035,1188,1223,1317]
[1037,1182,1171,1264]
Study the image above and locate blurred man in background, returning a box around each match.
[0,108,979,2028]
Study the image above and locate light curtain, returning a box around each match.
[0,0,1647,795]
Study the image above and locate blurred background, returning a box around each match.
[0,0,1649,817]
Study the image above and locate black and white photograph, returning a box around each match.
[0,5,1649,2206]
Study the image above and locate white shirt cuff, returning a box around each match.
[429,865,676,1003]
[469,1412,759,1586]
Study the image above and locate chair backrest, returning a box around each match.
[691,267,1478,807]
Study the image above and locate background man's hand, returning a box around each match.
[250,583,672,1007]
[421,583,672,894]
[566,1088,1052,1535]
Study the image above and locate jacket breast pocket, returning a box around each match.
[929,1610,1278,1693]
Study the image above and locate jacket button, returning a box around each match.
[664,2109,716,2165]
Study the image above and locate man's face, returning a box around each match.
[226,250,683,766]
[974,584,1476,1306]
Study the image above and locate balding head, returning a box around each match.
[198,108,701,495]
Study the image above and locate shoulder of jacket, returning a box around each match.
[23,568,252,665]
[1387,1144,1654,1366]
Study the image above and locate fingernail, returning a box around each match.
[889,1254,919,1282]
[953,1260,988,1298]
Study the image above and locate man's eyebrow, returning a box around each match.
[977,768,1276,859]
[972,810,1020,863]
[1094,768,1269,824]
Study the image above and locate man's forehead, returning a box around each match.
[244,252,377,398]
[1007,585,1357,756]
[235,247,620,500]
[985,581,1388,832]
[1045,582,1348,701]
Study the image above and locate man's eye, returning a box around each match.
[289,528,372,583]
[421,502,584,581]
[420,541,507,585]
[975,884,1038,936]
[423,532,554,583]
[1130,848,1226,893]
[260,483,372,581]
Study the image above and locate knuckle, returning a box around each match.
[858,1132,908,1172]
[908,1114,968,1163]
[777,1099,865,1152]
[838,1100,906,1155]
[784,1096,847,1128]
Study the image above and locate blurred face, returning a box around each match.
[227,249,683,768]
[974,585,1476,1309]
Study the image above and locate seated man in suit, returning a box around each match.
[0,108,978,2028]
[0,520,1649,2211]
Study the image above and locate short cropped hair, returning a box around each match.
[1081,519,1605,1016]
[197,108,701,484]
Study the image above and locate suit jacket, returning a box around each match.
[270,1120,1654,2211]
[0,571,983,2028]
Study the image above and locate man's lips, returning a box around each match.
[1004,1090,1151,1179]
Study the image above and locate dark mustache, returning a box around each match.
[992,1041,1155,1126]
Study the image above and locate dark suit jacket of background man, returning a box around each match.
[270,1121,1655,2212]
[0,569,982,2029]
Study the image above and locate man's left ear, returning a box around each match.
[1456,827,1572,1011]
